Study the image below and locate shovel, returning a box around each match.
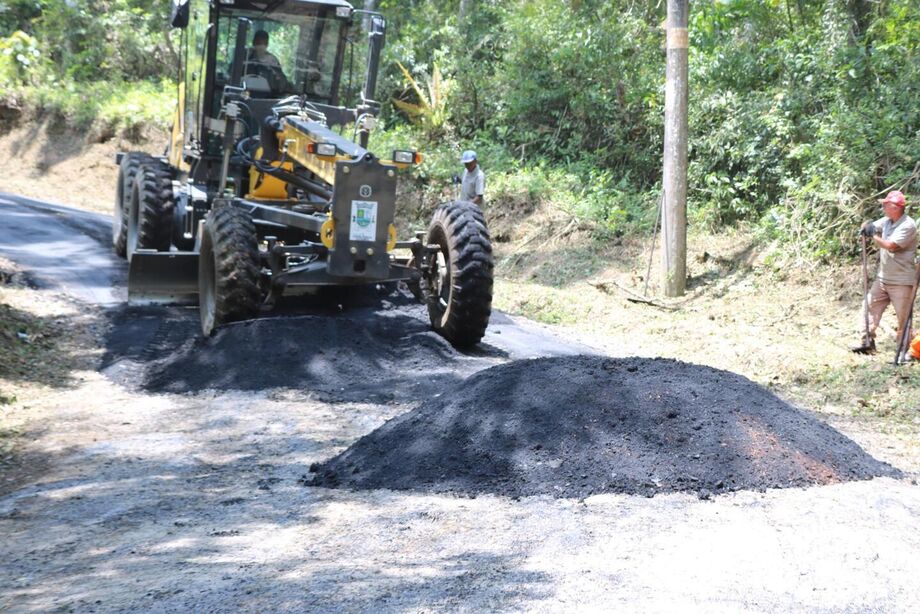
[852,235,875,354]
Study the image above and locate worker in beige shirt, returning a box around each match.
[852,190,918,354]
[459,150,485,206]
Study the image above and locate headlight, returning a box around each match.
[309,142,337,157]
[336,7,352,18]
[393,150,420,165]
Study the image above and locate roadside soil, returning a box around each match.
[0,255,100,496]
[0,119,166,214]
[1,124,919,611]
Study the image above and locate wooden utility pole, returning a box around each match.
[363,0,379,32]
[459,0,475,26]
[661,0,688,297]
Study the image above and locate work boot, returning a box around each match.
[851,337,876,355]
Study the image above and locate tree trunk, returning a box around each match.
[847,0,872,38]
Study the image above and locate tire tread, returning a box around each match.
[201,205,261,333]
[423,200,494,347]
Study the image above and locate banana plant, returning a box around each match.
[392,61,452,138]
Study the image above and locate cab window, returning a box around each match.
[215,9,343,102]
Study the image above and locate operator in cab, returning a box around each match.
[244,30,290,94]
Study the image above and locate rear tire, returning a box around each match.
[113,153,152,258]
[199,205,262,336]
[421,200,493,347]
[126,159,175,261]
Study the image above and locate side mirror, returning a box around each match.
[170,0,190,29]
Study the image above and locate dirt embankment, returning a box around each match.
[0,117,166,213]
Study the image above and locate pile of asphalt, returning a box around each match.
[309,355,899,498]
[138,307,498,404]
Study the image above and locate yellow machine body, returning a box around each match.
[246,148,295,200]
[167,81,191,173]
[280,124,343,185]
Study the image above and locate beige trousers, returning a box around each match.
[864,280,914,339]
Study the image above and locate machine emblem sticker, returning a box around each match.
[359,184,373,198]
[350,201,378,242]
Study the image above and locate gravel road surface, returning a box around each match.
[1,194,919,613]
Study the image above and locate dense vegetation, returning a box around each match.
[1,0,917,255]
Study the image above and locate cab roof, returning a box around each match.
[241,0,353,9]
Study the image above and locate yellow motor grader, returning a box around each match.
[112,0,493,347]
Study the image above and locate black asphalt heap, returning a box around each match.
[140,310,497,403]
[310,356,899,498]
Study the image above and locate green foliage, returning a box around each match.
[0,0,176,134]
[687,0,920,254]
[19,79,175,131]
[493,2,663,181]
[0,30,42,85]
[392,61,453,139]
[370,121,651,236]
[2,0,918,256]
[23,0,175,82]
[378,0,919,255]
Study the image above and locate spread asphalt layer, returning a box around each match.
[0,194,124,305]
[99,289,592,403]
[310,355,900,498]
[104,300,501,404]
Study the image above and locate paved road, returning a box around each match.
[0,193,124,306]
[1,195,919,613]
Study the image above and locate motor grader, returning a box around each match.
[112,0,493,347]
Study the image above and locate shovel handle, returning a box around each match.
[861,235,871,342]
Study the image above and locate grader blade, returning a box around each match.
[128,250,199,305]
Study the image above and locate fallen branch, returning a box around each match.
[856,161,920,208]
[588,279,681,311]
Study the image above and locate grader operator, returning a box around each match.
[112,0,493,347]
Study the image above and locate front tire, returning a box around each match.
[421,200,493,347]
[126,159,175,261]
[198,205,262,336]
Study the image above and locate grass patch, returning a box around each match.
[0,426,20,460]
[0,302,61,382]
[0,263,78,391]
[498,241,617,288]
[494,280,578,325]
[810,362,920,424]
[4,79,174,135]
